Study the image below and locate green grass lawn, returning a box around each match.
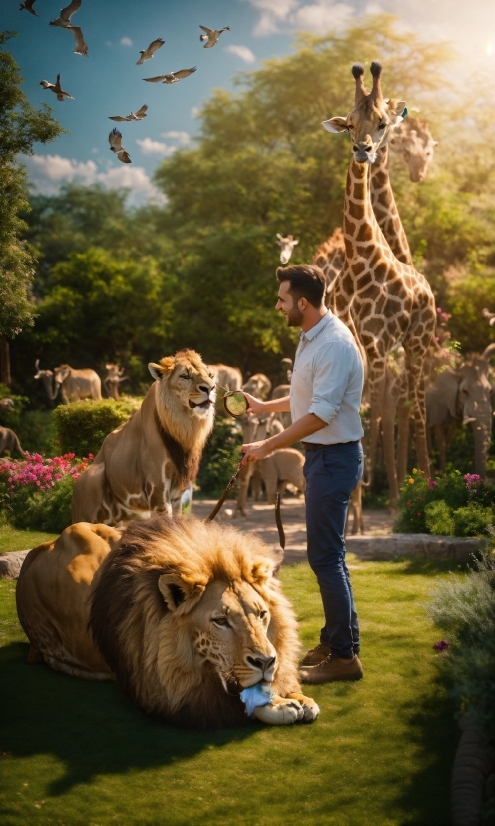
[0,546,462,826]
[0,524,57,554]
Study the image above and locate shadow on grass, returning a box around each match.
[394,671,457,826]
[0,642,256,796]
[387,556,468,576]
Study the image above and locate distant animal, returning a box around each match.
[235,414,283,516]
[482,308,495,327]
[40,74,74,101]
[20,0,39,15]
[276,234,299,266]
[199,25,230,48]
[426,344,495,477]
[346,484,364,536]
[0,398,15,415]
[144,67,197,85]
[209,364,243,393]
[52,364,102,404]
[34,361,56,404]
[0,426,25,458]
[136,37,165,65]
[71,349,215,525]
[104,364,128,400]
[49,0,88,56]
[270,383,291,430]
[242,374,272,400]
[109,104,148,122]
[109,129,131,163]
[16,515,320,728]
[260,448,305,505]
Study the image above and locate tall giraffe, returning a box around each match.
[322,61,436,502]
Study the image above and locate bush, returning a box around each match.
[53,398,140,457]
[394,469,495,536]
[0,453,92,533]
[196,419,243,497]
[428,555,495,812]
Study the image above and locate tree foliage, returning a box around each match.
[13,14,495,396]
[0,31,63,340]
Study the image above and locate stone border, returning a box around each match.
[0,550,29,579]
[345,534,480,562]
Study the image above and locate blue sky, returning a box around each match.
[2,0,494,205]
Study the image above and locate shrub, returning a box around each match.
[196,419,243,497]
[0,452,92,533]
[53,398,140,458]
[428,554,495,751]
[394,469,495,536]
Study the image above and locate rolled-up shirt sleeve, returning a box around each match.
[308,342,356,423]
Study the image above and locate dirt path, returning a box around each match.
[192,498,394,565]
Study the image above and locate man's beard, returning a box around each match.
[285,306,303,327]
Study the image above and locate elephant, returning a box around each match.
[426,344,495,477]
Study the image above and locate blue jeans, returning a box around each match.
[303,441,364,659]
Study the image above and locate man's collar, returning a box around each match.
[299,310,331,342]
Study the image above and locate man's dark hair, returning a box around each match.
[276,264,326,308]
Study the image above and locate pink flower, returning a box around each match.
[433,640,449,652]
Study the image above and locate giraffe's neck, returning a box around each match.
[369,145,412,265]
[343,157,389,261]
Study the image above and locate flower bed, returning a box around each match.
[0,452,94,533]
[394,469,495,537]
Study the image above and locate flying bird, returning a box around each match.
[40,74,74,101]
[49,0,88,55]
[143,67,197,85]
[109,128,131,163]
[199,25,230,48]
[136,38,165,65]
[109,104,148,122]
[19,0,39,16]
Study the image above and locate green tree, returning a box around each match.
[0,31,63,384]
[152,15,458,374]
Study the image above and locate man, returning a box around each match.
[241,264,364,683]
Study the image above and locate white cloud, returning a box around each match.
[293,1,353,31]
[135,137,176,156]
[23,153,165,206]
[161,130,191,145]
[225,44,256,63]
[248,0,298,36]
[120,36,133,47]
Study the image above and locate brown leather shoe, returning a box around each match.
[299,654,363,684]
[300,643,331,666]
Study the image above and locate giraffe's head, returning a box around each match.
[276,233,299,266]
[388,116,438,183]
[322,61,406,164]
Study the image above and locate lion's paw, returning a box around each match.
[286,692,320,722]
[252,695,304,725]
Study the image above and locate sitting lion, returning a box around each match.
[16,516,319,729]
[71,349,216,526]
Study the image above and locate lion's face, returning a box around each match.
[159,575,277,689]
[149,350,216,420]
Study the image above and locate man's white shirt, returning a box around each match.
[290,310,364,445]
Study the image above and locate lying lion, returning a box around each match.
[16,516,319,729]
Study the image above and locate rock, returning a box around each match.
[0,550,30,579]
[345,534,480,562]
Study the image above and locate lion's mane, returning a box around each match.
[90,515,302,729]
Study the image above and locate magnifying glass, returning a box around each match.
[223,391,249,418]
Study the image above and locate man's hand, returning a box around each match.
[243,392,266,414]
[240,440,272,466]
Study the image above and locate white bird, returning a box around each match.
[199,25,230,48]
[19,0,39,16]
[109,128,131,163]
[40,74,74,101]
[143,67,197,85]
[136,38,165,65]
[109,104,148,122]
[49,0,88,56]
